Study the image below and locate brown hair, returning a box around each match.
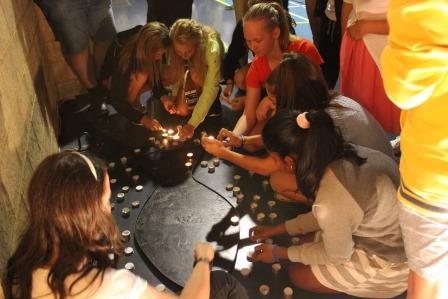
[3,152,122,299]
[266,52,337,111]
[119,22,170,89]
[169,19,222,86]
[243,2,292,51]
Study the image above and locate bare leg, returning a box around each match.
[93,40,112,78]
[67,47,96,89]
[407,270,448,299]
[289,263,340,294]
[305,0,321,46]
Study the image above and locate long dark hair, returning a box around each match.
[3,152,122,299]
[266,52,336,111]
[263,110,366,201]
[119,22,170,88]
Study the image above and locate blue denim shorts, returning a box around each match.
[38,0,116,54]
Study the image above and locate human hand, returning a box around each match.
[221,82,234,102]
[256,96,276,122]
[178,123,195,141]
[140,116,163,131]
[249,225,277,243]
[216,128,242,148]
[250,244,275,263]
[194,242,215,262]
[347,20,366,40]
[161,96,177,114]
[201,135,228,157]
[222,95,245,111]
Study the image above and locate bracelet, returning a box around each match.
[194,257,212,270]
[272,245,280,263]
[239,134,245,148]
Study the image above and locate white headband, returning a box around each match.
[72,152,98,180]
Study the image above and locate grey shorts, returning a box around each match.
[38,0,116,54]
[398,201,448,281]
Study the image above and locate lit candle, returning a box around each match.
[208,136,215,140]
[162,138,169,148]
[162,132,168,138]
[167,129,174,135]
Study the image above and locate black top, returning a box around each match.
[102,26,166,124]
[222,20,246,82]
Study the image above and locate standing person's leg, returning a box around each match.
[305,0,321,45]
[232,0,249,22]
[398,202,448,299]
[146,0,193,27]
[38,0,97,89]
[89,0,116,77]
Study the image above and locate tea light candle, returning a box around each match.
[268,212,278,223]
[259,285,270,296]
[131,201,140,208]
[240,268,251,277]
[120,156,127,165]
[185,162,192,170]
[236,193,245,203]
[167,129,174,135]
[125,167,132,175]
[267,200,276,209]
[132,175,140,183]
[121,230,131,241]
[232,186,241,196]
[253,195,261,202]
[124,262,135,271]
[230,215,240,226]
[272,263,282,275]
[133,148,141,155]
[250,202,258,212]
[257,213,265,223]
[283,287,293,299]
[108,162,115,169]
[226,184,234,191]
[135,185,143,192]
[121,207,130,218]
[124,246,134,256]
[186,152,194,160]
[121,186,130,193]
[162,132,168,138]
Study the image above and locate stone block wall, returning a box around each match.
[0,0,59,271]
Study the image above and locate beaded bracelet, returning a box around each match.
[272,245,280,263]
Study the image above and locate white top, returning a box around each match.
[343,0,389,68]
[31,268,148,299]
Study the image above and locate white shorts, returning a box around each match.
[398,201,448,281]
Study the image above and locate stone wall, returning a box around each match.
[0,0,60,271]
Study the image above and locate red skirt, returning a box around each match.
[340,32,401,134]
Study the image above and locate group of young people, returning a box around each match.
[3,0,446,298]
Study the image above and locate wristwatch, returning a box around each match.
[194,257,213,270]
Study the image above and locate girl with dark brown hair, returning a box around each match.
[2,152,216,299]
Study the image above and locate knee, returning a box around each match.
[234,70,246,91]
[288,264,312,290]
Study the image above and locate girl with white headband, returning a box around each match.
[248,110,408,298]
[3,151,249,299]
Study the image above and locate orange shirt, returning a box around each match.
[246,39,323,88]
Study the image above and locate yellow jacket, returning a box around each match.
[381,0,448,218]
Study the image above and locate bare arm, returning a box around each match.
[128,72,149,104]
[341,2,353,35]
[362,19,389,35]
[219,149,282,176]
[233,86,260,135]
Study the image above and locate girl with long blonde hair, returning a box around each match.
[107,22,170,130]
[161,19,223,140]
